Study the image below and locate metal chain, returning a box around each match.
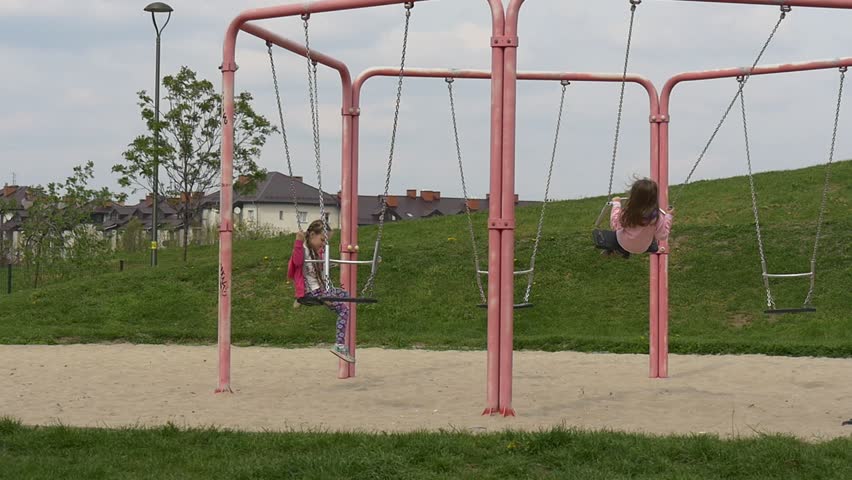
[362,2,413,296]
[804,67,846,307]
[593,0,640,227]
[739,81,774,309]
[523,81,569,303]
[302,15,332,291]
[267,43,303,231]
[446,78,487,304]
[672,6,790,206]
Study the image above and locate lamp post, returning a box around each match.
[144,2,173,267]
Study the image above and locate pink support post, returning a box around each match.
[495,0,525,418]
[485,0,507,416]
[657,56,852,379]
[216,58,235,393]
[217,0,429,393]
[347,105,362,380]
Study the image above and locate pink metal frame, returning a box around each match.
[657,56,852,378]
[353,67,659,415]
[217,0,852,415]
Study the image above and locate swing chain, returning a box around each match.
[804,67,846,307]
[594,0,639,228]
[523,81,569,303]
[739,83,775,309]
[267,42,302,231]
[673,8,789,206]
[447,78,487,304]
[362,2,413,296]
[605,0,640,200]
[303,15,332,291]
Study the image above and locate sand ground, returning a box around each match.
[3,344,851,439]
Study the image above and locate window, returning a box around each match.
[279,211,284,221]
[297,211,308,223]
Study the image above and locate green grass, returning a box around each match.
[0,162,849,356]
[1,418,851,479]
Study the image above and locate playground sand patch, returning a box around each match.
[3,345,850,439]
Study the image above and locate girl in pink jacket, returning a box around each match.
[288,219,354,363]
[603,178,674,258]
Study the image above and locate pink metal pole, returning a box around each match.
[657,56,852,379]
[216,58,237,394]
[676,0,852,8]
[346,104,361,379]
[494,0,525,418]
[217,0,429,393]
[485,0,506,416]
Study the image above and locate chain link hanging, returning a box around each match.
[302,14,332,291]
[738,80,774,309]
[594,0,641,228]
[672,6,791,206]
[804,66,846,307]
[446,77,487,304]
[361,2,414,297]
[267,43,303,231]
[523,81,569,303]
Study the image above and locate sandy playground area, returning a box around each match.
[3,344,851,440]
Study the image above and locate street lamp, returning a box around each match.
[144,2,172,267]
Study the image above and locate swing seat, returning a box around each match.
[297,295,378,307]
[764,307,816,315]
[593,229,658,257]
[477,303,534,310]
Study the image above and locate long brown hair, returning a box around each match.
[620,178,660,229]
[305,219,328,290]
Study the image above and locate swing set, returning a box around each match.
[216,0,852,416]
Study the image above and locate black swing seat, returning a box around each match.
[764,307,816,315]
[477,303,534,310]
[297,296,378,307]
[593,229,658,256]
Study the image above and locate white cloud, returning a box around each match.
[2,0,852,201]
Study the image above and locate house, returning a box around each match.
[96,196,186,249]
[358,189,539,225]
[201,172,340,234]
[0,185,33,260]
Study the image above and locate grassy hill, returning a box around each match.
[1,161,850,356]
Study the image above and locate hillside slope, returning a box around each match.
[1,161,849,356]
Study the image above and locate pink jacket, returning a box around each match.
[287,239,311,298]
[610,201,673,254]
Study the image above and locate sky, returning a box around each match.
[2,0,852,202]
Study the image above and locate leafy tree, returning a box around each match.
[114,66,273,261]
[22,162,120,287]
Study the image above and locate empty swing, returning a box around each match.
[736,69,846,314]
[446,76,569,310]
[668,6,840,314]
[268,5,415,306]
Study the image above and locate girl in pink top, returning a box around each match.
[288,219,354,363]
[604,178,674,258]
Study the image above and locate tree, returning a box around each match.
[22,162,120,287]
[114,66,273,261]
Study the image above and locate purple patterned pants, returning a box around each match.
[311,287,350,345]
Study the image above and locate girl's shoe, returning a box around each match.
[330,344,355,363]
